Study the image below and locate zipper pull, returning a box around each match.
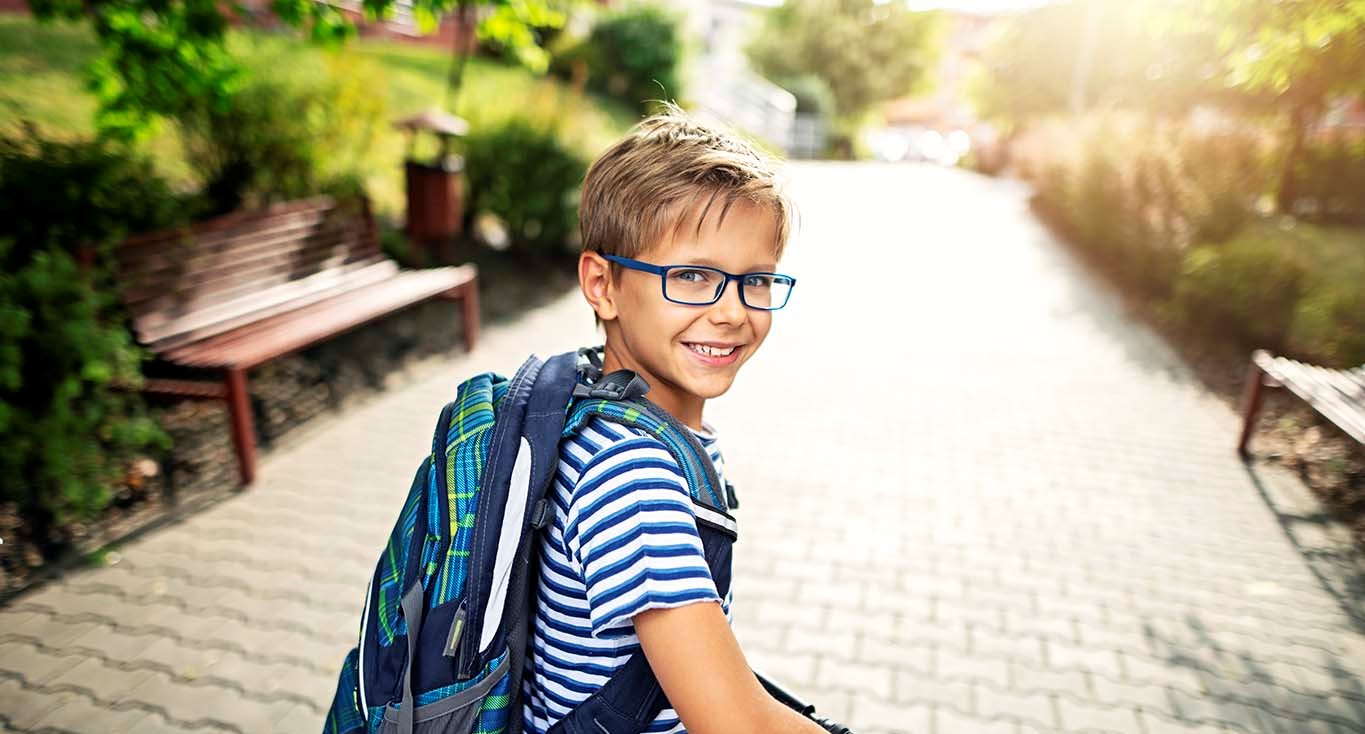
[444,600,467,664]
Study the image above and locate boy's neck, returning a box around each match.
[599,343,706,432]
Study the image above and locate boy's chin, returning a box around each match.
[681,372,739,400]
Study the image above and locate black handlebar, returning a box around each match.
[754,670,856,734]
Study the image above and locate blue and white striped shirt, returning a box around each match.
[520,415,732,734]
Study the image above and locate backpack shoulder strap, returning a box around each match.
[563,393,728,514]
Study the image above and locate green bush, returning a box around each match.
[176,51,387,216]
[1164,230,1307,350]
[1291,282,1365,366]
[582,4,684,113]
[0,129,178,556]
[462,117,589,256]
[1287,136,1365,225]
[1024,114,1266,296]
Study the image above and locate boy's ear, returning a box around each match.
[578,251,619,322]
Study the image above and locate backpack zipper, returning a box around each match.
[445,600,468,664]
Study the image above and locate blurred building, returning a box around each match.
[875,9,1009,166]
[883,10,995,132]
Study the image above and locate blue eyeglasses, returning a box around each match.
[602,255,796,311]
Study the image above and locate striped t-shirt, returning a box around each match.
[520,415,733,734]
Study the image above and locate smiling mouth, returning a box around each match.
[687,338,753,357]
[684,343,739,358]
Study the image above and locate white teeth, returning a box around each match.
[687,343,736,357]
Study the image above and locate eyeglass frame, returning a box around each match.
[600,254,797,311]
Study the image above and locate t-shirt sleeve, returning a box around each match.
[562,432,720,639]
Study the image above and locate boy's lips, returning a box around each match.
[681,340,744,366]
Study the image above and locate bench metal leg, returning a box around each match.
[1237,358,1271,457]
[224,367,258,486]
[459,279,480,352]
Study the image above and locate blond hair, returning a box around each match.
[579,103,793,267]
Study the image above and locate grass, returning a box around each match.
[0,13,638,218]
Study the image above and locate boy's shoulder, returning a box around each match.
[558,413,725,509]
[559,413,679,472]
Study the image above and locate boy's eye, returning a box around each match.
[670,268,714,284]
[742,274,774,289]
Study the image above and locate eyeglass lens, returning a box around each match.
[663,267,792,309]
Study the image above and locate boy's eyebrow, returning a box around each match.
[675,256,780,271]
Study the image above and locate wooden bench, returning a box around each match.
[116,195,479,486]
[1238,349,1365,455]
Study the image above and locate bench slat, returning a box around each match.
[121,209,345,292]
[162,265,476,370]
[138,258,397,350]
[121,217,375,308]
[128,248,383,335]
[121,223,371,305]
[117,197,381,348]
[1258,355,1365,443]
[1306,363,1365,404]
[121,196,339,255]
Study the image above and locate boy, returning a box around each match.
[520,105,827,734]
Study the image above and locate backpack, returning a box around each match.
[322,346,741,734]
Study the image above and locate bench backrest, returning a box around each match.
[117,195,391,352]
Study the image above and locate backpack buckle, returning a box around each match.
[572,370,650,401]
[529,498,552,529]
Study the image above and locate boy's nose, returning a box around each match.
[708,278,747,323]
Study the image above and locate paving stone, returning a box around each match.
[935,707,1018,734]
[827,607,900,638]
[1055,697,1143,733]
[855,635,933,677]
[812,690,856,726]
[46,658,156,703]
[732,619,785,650]
[816,657,895,698]
[1045,642,1125,679]
[0,640,82,686]
[896,619,971,651]
[28,692,153,733]
[974,686,1057,729]
[1089,674,1176,718]
[849,695,930,734]
[9,616,107,651]
[893,669,972,713]
[746,648,818,687]
[1011,661,1091,698]
[1166,687,1289,732]
[756,599,827,629]
[785,626,859,660]
[270,702,324,733]
[0,677,67,731]
[1138,712,1232,734]
[934,649,1010,688]
[971,627,1047,668]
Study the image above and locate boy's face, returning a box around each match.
[584,199,780,427]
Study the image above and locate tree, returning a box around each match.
[747,0,943,128]
[968,0,1223,133]
[1194,0,1365,210]
[25,0,566,141]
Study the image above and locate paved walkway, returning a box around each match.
[3,163,1364,734]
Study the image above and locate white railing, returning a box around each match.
[695,66,798,155]
[789,113,826,159]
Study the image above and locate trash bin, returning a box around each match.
[394,108,470,263]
